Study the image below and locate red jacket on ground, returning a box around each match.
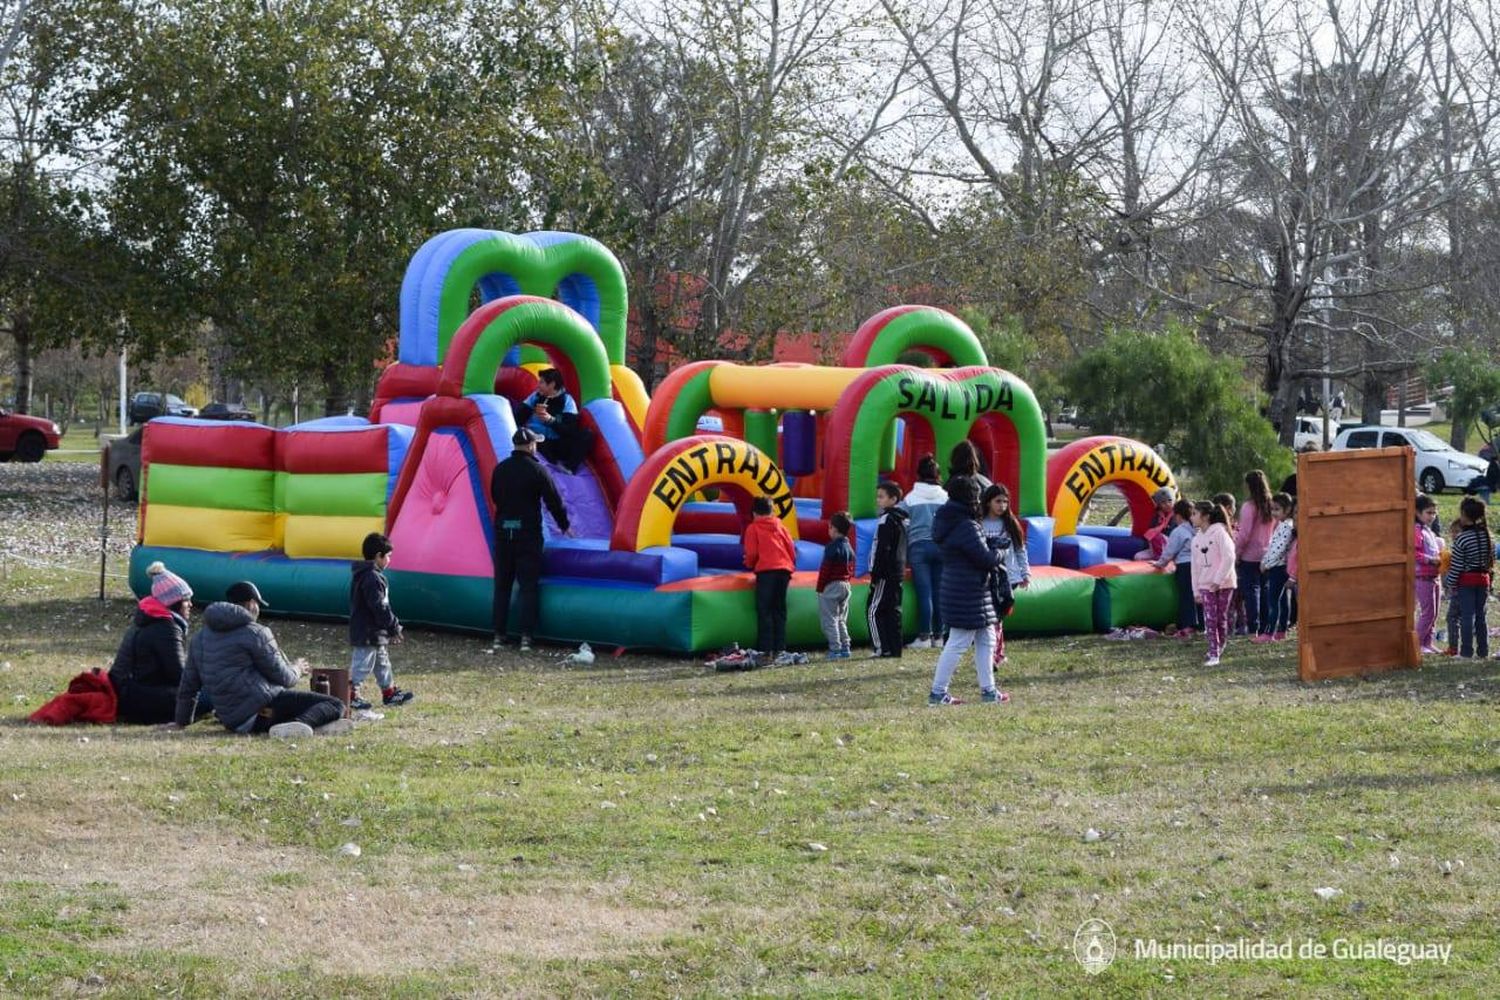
[743,515,797,573]
[29,669,118,726]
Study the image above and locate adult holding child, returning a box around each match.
[109,562,195,725]
[169,581,350,738]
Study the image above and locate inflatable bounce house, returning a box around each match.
[129,229,1182,652]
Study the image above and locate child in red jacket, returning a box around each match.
[743,496,798,661]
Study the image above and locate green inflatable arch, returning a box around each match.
[440,297,613,403]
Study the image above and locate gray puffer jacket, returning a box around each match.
[175,602,298,730]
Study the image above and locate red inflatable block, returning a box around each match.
[281,427,390,474]
[142,420,275,470]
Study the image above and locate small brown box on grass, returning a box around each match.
[309,667,353,717]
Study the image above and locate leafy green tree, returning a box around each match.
[1064,326,1291,494]
[96,0,586,414]
[1428,348,1500,453]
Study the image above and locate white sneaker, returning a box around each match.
[316,718,355,736]
[1204,655,1220,667]
[907,637,932,649]
[268,721,314,740]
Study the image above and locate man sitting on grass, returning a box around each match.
[166,581,351,739]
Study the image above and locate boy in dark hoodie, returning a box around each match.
[349,533,414,709]
[867,481,909,658]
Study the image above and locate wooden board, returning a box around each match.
[1296,447,1420,681]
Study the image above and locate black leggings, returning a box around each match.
[114,681,179,725]
[248,690,345,733]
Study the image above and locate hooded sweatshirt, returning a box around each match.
[743,514,797,573]
[349,559,401,647]
[900,481,949,546]
[1191,522,1238,594]
[872,505,909,581]
[175,602,299,730]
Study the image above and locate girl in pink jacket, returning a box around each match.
[1191,500,1238,666]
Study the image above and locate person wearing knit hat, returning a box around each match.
[109,562,199,724]
[1135,486,1180,561]
[149,564,194,609]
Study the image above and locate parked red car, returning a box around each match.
[0,407,62,462]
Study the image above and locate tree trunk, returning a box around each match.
[1360,374,1385,426]
[322,361,348,417]
[10,312,34,414]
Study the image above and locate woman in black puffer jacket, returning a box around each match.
[109,563,194,724]
[927,477,1006,706]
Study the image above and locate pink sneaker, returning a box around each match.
[1272,632,1287,642]
[1251,634,1272,644]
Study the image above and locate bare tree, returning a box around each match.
[1178,0,1465,439]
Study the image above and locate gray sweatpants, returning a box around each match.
[819,581,851,651]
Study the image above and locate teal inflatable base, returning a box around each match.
[131,546,1181,653]
[1091,572,1179,630]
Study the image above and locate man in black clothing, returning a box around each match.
[489,427,572,653]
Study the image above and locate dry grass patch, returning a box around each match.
[7,788,691,980]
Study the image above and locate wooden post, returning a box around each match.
[1296,447,1420,680]
[98,443,111,602]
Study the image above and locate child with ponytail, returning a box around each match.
[1442,497,1493,659]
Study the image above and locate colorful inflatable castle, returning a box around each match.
[129,229,1182,652]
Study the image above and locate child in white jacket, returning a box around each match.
[1190,501,1238,666]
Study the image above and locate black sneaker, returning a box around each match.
[382,688,415,707]
[350,695,372,711]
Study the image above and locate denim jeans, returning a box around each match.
[1457,585,1489,658]
[1260,566,1291,635]
[908,539,944,637]
[349,645,394,690]
[1236,560,1265,634]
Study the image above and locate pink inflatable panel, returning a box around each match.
[388,432,492,578]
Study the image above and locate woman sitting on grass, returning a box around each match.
[108,562,197,725]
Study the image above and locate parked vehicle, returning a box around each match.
[105,428,144,500]
[0,407,62,462]
[128,392,198,424]
[1331,425,1488,494]
[199,401,255,421]
[1292,416,1337,452]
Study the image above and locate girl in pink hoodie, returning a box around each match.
[1191,500,1238,666]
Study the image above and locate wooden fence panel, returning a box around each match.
[1297,447,1420,681]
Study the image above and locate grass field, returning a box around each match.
[3,539,1498,997]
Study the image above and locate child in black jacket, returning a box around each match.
[867,481,909,657]
[349,533,415,709]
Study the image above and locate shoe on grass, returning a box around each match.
[349,695,372,711]
[907,636,932,649]
[268,721,314,740]
[519,636,533,653]
[315,718,355,736]
[980,689,1010,704]
[382,688,415,707]
[927,692,964,706]
[1204,655,1221,667]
